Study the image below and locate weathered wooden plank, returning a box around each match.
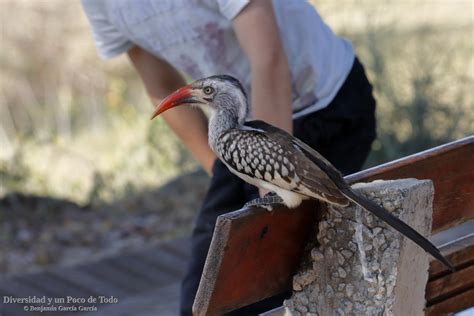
[85,283,181,316]
[0,278,49,297]
[193,201,319,315]
[425,288,474,316]
[159,237,192,259]
[106,254,180,285]
[0,288,41,316]
[103,256,164,285]
[426,265,474,305]
[3,277,59,297]
[0,237,191,316]
[48,267,130,297]
[0,279,49,316]
[16,272,92,298]
[0,302,34,316]
[347,136,474,233]
[193,136,474,315]
[140,247,188,277]
[429,244,474,280]
[79,262,154,293]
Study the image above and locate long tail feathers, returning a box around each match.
[341,187,454,271]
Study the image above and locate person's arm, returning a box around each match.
[232,0,292,196]
[232,0,292,134]
[127,46,216,175]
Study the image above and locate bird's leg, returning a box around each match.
[244,192,284,211]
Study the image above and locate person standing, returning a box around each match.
[81,1,377,314]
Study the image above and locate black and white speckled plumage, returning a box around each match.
[215,121,349,207]
[212,119,452,270]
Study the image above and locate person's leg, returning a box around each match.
[180,160,259,315]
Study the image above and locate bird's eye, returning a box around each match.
[203,86,214,95]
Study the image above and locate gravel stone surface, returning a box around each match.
[284,179,433,316]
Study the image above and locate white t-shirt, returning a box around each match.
[81,0,354,118]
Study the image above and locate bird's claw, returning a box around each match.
[244,201,274,211]
[244,192,283,212]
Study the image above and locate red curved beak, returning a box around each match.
[151,85,201,120]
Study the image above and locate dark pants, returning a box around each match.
[180,58,377,316]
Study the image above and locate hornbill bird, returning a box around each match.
[151,74,454,271]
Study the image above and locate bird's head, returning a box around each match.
[151,75,248,124]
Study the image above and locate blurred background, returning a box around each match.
[0,0,472,277]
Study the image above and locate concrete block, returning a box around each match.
[283,179,434,316]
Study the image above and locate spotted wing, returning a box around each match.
[216,121,348,206]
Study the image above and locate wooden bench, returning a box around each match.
[193,135,474,315]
